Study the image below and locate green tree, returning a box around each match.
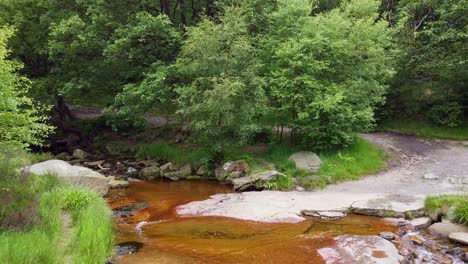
[383,0,467,125]
[0,27,53,147]
[262,0,396,149]
[176,6,267,155]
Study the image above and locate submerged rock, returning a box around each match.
[288,151,321,172]
[29,160,109,195]
[318,235,401,263]
[116,241,144,255]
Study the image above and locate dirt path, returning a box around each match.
[178,133,468,223]
[323,132,468,195]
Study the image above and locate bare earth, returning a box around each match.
[178,133,468,223]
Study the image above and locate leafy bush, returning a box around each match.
[428,102,463,128]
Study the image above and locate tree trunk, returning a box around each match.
[180,0,186,27]
[191,0,198,19]
[160,0,171,17]
[206,0,215,17]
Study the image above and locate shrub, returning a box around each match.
[0,145,58,229]
[428,102,463,127]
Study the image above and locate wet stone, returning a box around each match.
[116,241,144,255]
[379,231,395,240]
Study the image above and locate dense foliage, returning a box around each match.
[0,0,466,150]
[0,26,52,147]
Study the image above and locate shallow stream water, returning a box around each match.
[107,180,398,264]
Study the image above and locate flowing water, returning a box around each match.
[107,180,398,264]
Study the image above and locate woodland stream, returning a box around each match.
[107,180,399,264]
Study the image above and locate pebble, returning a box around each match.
[379,232,395,240]
[423,173,439,180]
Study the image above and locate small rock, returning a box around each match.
[160,162,172,175]
[448,232,468,245]
[295,186,305,191]
[408,234,425,245]
[461,252,468,262]
[179,164,192,178]
[410,217,431,229]
[445,247,463,256]
[126,167,138,177]
[379,232,395,240]
[164,171,180,181]
[432,253,453,264]
[139,166,160,180]
[55,152,72,161]
[72,149,88,160]
[428,222,468,237]
[232,170,282,191]
[447,177,458,184]
[462,178,468,185]
[109,179,129,189]
[196,166,206,176]
[423,173,439,180]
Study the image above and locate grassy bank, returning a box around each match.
[134,135,387,190]
[424,194,468,225]
[0,146,114,264]
[0,185,114,264]
[377,119,468,141]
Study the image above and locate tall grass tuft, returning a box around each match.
[424,194,468,225]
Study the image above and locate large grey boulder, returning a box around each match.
[29,160,109,195]
[288,151,321,171]
[232,170,283,191]
[318,235,401,264]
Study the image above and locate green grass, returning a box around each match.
[317,138,387,182]
[377,119,468,140]
[0,185,114,264]
[226,137,387,190]
[424,194,468,225]
[136,142,210,167]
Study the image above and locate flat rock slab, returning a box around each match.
[428,222,468,237]
[177,191,425,223]
[288,151,321,171]
[448,232,468,245]
[318,235,401,264]
[410,217,432,229]
[351,194,425,218]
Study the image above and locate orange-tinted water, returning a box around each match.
[107,180,397,264]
